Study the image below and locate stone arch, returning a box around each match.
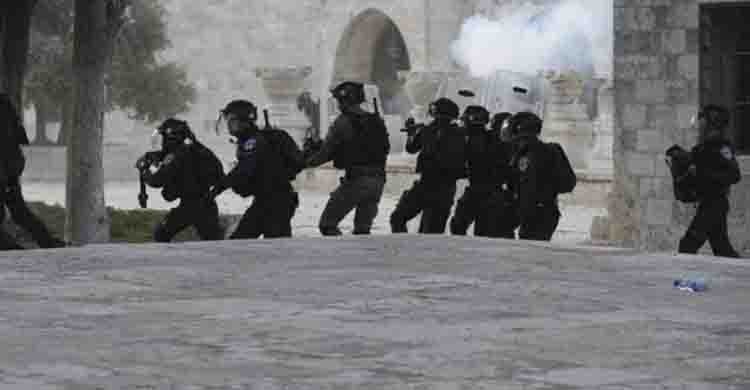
[330,8,412,116]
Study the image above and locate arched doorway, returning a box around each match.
[332,9,412,117]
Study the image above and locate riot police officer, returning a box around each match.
[0,93,65,250]
[136,118,223,242]
[449,105,500,237]
[507,111,560,241]
[390,97,466,234]
[210,99,299,239]
[678,105,741,258]
[306,81,390,236]
[487,111,519,239]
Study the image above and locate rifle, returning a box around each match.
[372,97,380,117]
[400,117,424,134]
[263,108,272,131]
[138,176,148,208]
[134,151,164,209]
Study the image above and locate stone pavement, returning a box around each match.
[0,236,748,389]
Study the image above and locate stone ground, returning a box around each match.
[20,180,604,243]
[0,236,748,389]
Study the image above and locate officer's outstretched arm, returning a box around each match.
[306,121,345,167]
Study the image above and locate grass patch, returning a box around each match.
[9,202,208,244]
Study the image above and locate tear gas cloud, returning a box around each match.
[451,0,613,78]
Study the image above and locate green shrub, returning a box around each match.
[9,202,205,244]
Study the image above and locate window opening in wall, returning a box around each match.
[700,3,750,154]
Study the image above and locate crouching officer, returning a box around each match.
[678,105,741,258]
[136,118,223,242]
[390,98,466,234]
[306,81,390,236]
[0,93,65,250]
[210,99,299,239]
[508,112,560,241]
[487,111,519,239]
[449,105,498,237]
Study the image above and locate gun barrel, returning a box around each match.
[263,109,270,129]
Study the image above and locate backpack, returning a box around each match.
[665,144,698,203]
[190,142,224,190]
[546,142,577,194]
[333,113,390,169]
[263,128,305,181]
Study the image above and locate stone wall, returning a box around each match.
[611,0,750,252]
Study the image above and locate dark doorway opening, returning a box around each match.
[700,3,750,154]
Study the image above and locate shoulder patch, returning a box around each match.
[519,156,530,172]
[242,138,257,152]
[720,146,734,161]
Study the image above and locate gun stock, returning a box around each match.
[263,109,271,130]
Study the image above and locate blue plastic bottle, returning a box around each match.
[673,278,707,292]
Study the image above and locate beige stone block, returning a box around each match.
[627,152,656,176]
[623,104,647,130]
[678,54,699,80]
[624,7,656,31]
[637,130,662,152]
[640,177,656,198]
[635,80,666,103]
[662,30,686,54]
[646,199,674,226]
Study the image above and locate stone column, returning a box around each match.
[254,66,313,146]
[542,70,595,171]
[589,77,614,178]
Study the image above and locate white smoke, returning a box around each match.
[451,0,613,78]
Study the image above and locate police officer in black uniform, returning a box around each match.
[390,97,466,234]
[210,99,299,239]
[508,111,560,241]
[487,111,519,239]
[449,105,499,237]
[136,118,223,242]
[0,93,65,250]
[678,104,742,258]
[306,81,390,236]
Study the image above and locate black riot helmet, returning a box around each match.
[428,97,460,120]
[461,105,490,128]
[156,118,192,152]
[222,99,258,122]
[331,81,366,107]
[490,112,512,132]
[507,111,543,140]
[217,99,259,138]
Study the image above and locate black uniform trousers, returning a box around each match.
[318,174,386,236]
[0,179,63,250]
[518,202,560,242]
[679,196,739,258]
[154,198,223,242]
[450,186,518,238]
[390,179,456,234]
[230,189,299,239]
